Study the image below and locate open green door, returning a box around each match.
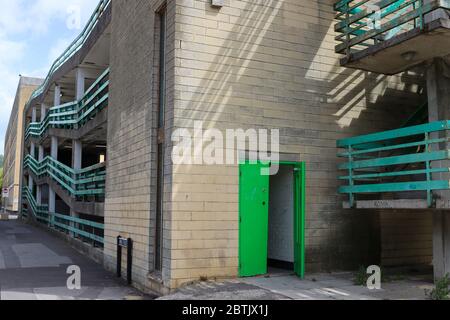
[239,162,306,278]
[294,162,306,278]
[239,163,269,277]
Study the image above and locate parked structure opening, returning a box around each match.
[268,165,295,272]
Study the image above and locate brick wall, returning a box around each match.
[381,212,433,267]
[104,0,176,293]
[169,0,427,288]
[3,79,40,212]
[106,0,430,292]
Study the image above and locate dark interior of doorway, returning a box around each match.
[267,165,295,274]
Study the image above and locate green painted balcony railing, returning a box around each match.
[25,0,111,111]
[22,186,49,223]
[22,187,104,245]
[334,0,450,56]
[337,120,450,208]
[24,155,106,198]
[25,68,109,141]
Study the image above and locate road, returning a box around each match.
[0,219,154,300]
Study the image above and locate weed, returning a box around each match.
[426,274,450,300]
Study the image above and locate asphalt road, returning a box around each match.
[0,219,154,300]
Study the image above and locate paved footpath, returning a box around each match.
[0,220,154,300]
[160,271,434,300]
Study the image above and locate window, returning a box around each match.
[154,7,167,272]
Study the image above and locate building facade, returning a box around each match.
[15,0,450,295]
[3,76,42,213]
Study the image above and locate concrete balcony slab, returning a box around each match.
[341,18,450,75]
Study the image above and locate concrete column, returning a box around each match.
[48,190,56,214]
[54,85,61,106]
[49,136,58,214]
[36,186,42,205]
[31,107,37,123]
[28,136,34,197]
[72,140,83,170]
[30,106,37,199]
[30,142,36,158]
[70,139,82,237]
[38,145,44,162]
[51,136,58,159]
[75,68,86,100]
[36,145,45,205]
[427,57,450,280]
[41,104,47,121]
[28,175,33,192]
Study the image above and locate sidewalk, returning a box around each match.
[0,220,154,300]
[159,269,434,300]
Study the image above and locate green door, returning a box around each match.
[239,163,269,277]
[294,162,306,278]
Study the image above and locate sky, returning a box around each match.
[0,0,100,153]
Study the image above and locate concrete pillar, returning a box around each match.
[31,107,37,123]
[427,57,450,280]
[36,145,45,205]
[54,85,61,106]
[51,136,58,159]
[72,140,82,170]
[75,68,86,101]
[38,145,44,162]
[28,175,33,192]
[30,105,37,200]
[48,190,56,214]
[30,142,36,158]
[28,136,34,200]
[70,139,82,237]
[49,136,58,215]
[36,186,42,205]
[41,104,47,121]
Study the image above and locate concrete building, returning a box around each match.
[3,76,42,213]
[15,0,450,295]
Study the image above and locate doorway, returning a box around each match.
[239,162,305,278]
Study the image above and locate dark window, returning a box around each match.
[155,7,167,272]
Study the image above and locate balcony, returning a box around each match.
[25,68,109,141]
[23,155,106,199]
[337,120,450,209]
[25,0,111,109]
[22,186,104,246]
[334,0,450,74]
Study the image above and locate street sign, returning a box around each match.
[2,188,9,198]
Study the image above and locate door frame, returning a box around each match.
[238,161,306,278]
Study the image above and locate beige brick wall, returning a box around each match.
[381,212,433,267]
[106,0,430,292]
[169,0,427,288]
[104,0,176,292]
[3,79,40,212]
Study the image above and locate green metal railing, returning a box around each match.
[24,155,106,198]
[22,187,104,245]
[25,0,111,112]
[25,68,109,141]
[337,120,450,208]
[22,186,50,224]
[334,0,450,55]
